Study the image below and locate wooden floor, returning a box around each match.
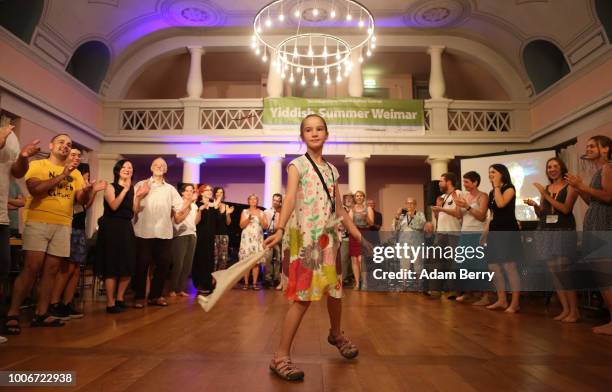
[2,289,612,392]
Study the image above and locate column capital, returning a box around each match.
[425,155,454,164]
[177,154,205,165]
[187,46,205,55]
[261,154,285,164]
[345,154,371,163]
[427,45,446,55]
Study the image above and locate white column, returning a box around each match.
[262,154,285,208]
[426,155,453,180]
[266,51,283,98]
[178,154,204,184]
[348,50,363,97]
[186,46,205,99]
[345,154,370,194]
[88,153,122,238]
[427,45,446,100]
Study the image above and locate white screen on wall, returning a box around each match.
[460,150,556,221]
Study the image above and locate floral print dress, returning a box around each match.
[283,155,342,302]
[238,210,265,263]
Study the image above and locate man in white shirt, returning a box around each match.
[430,172,462,298]
[132,157,191,307]
[263,193,282,289]
[1,124,40,339]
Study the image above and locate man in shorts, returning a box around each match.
[5,134,103,330]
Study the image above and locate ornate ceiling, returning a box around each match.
[25,0,609,96]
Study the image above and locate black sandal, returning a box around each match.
[3,315,21,335]
[30,313,65,328]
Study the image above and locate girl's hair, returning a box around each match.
[247,193,259,203]
[299,113,328,139]
[213,186,225,200]
[589,135,611,160]
[113,159,133,183]
[179,183,194,194]
[463,171,480,186]
[198,183,213,194]
[489,164,513,187]
[545,157,568,183]
[354,190,366,204]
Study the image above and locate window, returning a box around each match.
[523,40,570,94]
[0,0,44,43]
[66,41,111,92]
[595,0,612,43]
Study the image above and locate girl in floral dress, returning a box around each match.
[264,114,370,381]
[239,194,267,290]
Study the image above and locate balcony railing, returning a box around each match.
[103,98,530,137]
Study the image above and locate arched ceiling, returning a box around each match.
[33,0,606,98]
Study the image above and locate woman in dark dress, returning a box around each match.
[485,164,522,313]
[213,187,234,271]
[526,157,579,322]
[96,160,144,313]
[192,184,218,294]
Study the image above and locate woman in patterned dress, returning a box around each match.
[264,114,371,381]
[566,135,612,335]
[239,194,267,290]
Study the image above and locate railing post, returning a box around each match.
[427,99,451,135]
[181,98,201,132]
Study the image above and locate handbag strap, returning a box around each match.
[304,152,336,213]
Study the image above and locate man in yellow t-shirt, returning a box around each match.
[7,133,105,328]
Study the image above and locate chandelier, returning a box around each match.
[252,0,376,86]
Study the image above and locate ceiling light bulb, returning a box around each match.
[296,66,302,73]
[359,20,364,28]
[314,77,319,87]
[371,43,377,49]
[294,10,300,18]
[313,8,319,16]
[346,14,352,21]
[256,26,262,33]
[372,36,377,42]
[289,74,295,83]
[301,76,306,86]
[330,9,336,18]
[255,47,261,55]
[367,28,373,34]
[358,56,364,63]
[326,75,331,84]
[262,54,268,62]
[279,14,285,21]
[250,42,257,49]
[336,74,342,82]
[335,52,341,60]
[310,68,315,74]
[265,18,272,27]
[366,49,372,57]
[323,67,329,74]
[280,72,286,80]
[251,35,256,42]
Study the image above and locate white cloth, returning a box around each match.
[460,191,486,232]
[0,133,19,225]
[133,177,183,239]
[437,190,462,233]
[174,203,198,237]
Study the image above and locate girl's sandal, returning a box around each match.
[327,330,359,359]
[269,356,304,381]
[3,315,21,335]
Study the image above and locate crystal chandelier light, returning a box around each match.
[252,0,376,86]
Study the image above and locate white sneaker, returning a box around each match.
[0,336,7,344]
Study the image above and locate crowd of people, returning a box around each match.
[1,119,611,381]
